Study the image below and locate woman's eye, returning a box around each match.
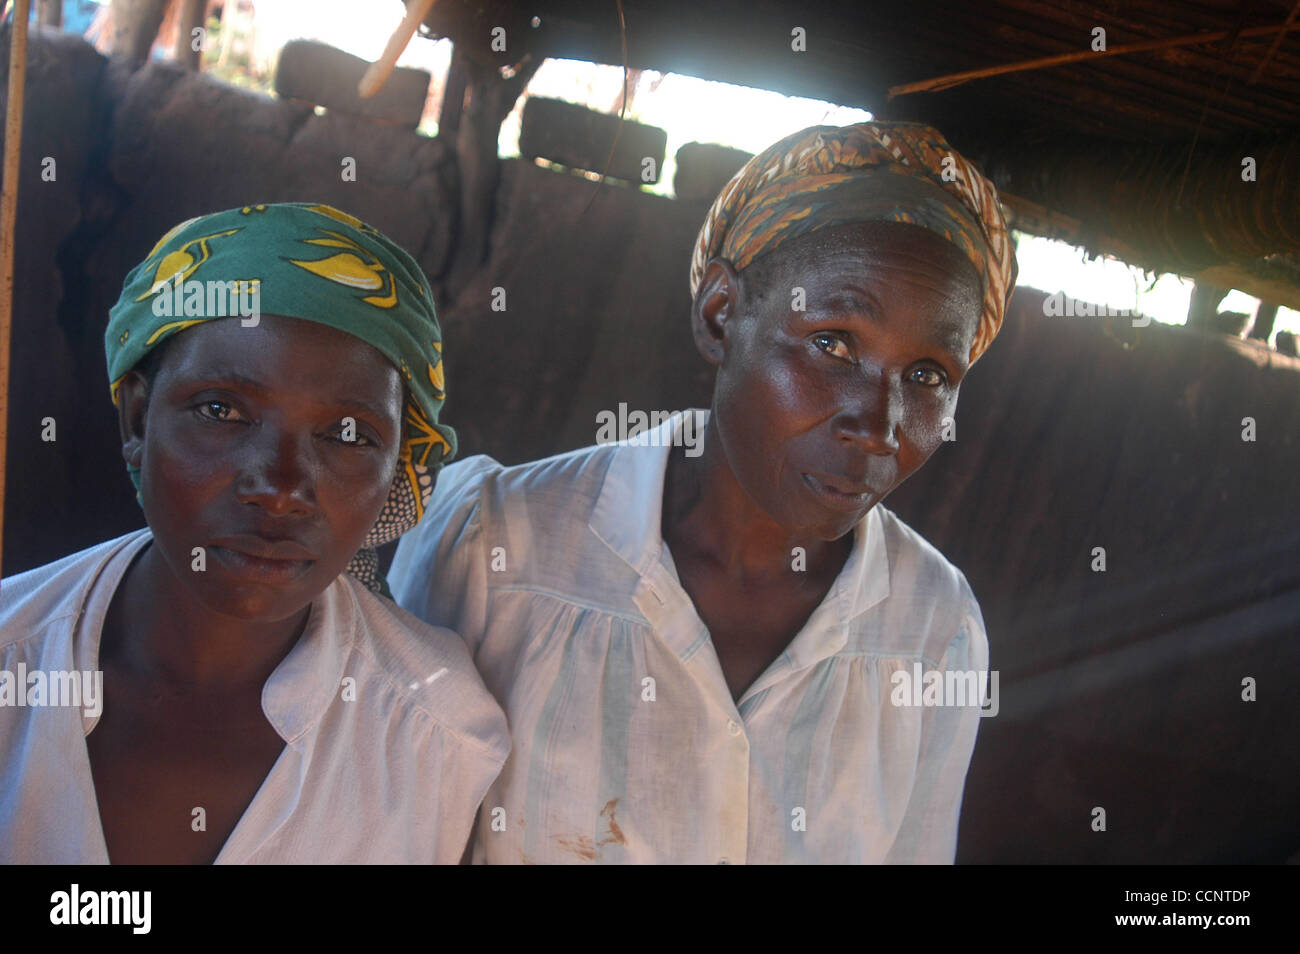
[911,367,947,387]
[326,427,376,448]
[813,333,851,360]
[194,401,245,423]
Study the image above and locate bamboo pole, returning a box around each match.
[1249,0,1300,84]
[359,0,437,99]
[889,21,1300,98]
[0,0,31,580]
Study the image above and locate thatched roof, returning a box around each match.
[419,0,1300,303]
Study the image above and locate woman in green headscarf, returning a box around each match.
[0,202,507,864]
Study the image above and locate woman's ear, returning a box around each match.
[690,257,743,367]
[116,370,150,471]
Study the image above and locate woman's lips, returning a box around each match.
[209,545,315,584]
[801,472,876,512]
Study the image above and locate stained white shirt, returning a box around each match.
[0,528,510,864]
[390,409,989,864]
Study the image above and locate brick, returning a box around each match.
[519,97,666,184]
[274,39,430,128]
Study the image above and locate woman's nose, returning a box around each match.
[235,426,318,515]
[832,371,902,455]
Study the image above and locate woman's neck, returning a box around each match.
[661,416,852,584]
[98,541,309,691]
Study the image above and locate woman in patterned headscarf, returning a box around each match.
[690,121,1017,366]
[0,202,508,864]
[389,121,1020,864]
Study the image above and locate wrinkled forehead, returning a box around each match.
[744,220,983,309]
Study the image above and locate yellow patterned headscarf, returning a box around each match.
[105,202,455,596]
[690,122,1017,366]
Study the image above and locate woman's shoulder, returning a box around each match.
[437,444,621,509]
[868,504,987,660]
[408,447,626,564]
[0,529,151,652]
[331,574,510,763]
[874,505,978,602]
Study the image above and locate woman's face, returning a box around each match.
[699,221,984,541]
[118,314,404,620]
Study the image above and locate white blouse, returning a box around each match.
[390,409,990,864]
[0,528,509,864]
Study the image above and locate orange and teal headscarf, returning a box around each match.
[105,202,456,596]
[690,121,1018,367]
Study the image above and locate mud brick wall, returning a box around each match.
[435,156,714,467]
[885,291,1300,862]
[0,27,109,570]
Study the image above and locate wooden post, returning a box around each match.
[1249,302,1279,342]
[0,0,32,579]
[37,0,60,28]
[110,0,169,65]
[1187,281,1228,330]
[439,46,467,136]
[176,0,207,70]
[216,0,234,68]
[447,49,538,299]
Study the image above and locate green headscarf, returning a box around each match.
[105,202,457,596]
